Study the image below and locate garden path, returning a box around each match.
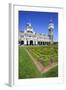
[25,47,58,73]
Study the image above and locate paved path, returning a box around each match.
[24,48,58,73]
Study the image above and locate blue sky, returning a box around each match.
[19,11,58,41]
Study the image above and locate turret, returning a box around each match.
[25,23,33,33]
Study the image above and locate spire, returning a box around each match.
[49,17,53,23]
[48,17,54,30]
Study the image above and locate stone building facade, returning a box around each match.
[18,18,54,45]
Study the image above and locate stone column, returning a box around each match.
[42,42,43,45]
[36,41,38,45]
[24,40,27,45]
[34,41,36,45]
[33,40,34,45]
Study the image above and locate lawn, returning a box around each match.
[19,44,58,79]
[26,44,58,66]
[19,47,41,79]
[42,66,58,77]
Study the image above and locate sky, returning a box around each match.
[19,11,58,41]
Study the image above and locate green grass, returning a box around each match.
[26,44,58,66]
[42,66,58,77]
[19,47,41,79]
[19,44,58,79]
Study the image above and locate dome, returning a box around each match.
[25,23,33,33]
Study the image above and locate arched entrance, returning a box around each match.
[21,41,24,45]
[30,40,33,45]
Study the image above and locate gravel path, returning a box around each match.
[25,48,58,73]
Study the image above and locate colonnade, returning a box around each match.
[19,40,50,45]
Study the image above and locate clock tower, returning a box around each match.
[48,18,54,44]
